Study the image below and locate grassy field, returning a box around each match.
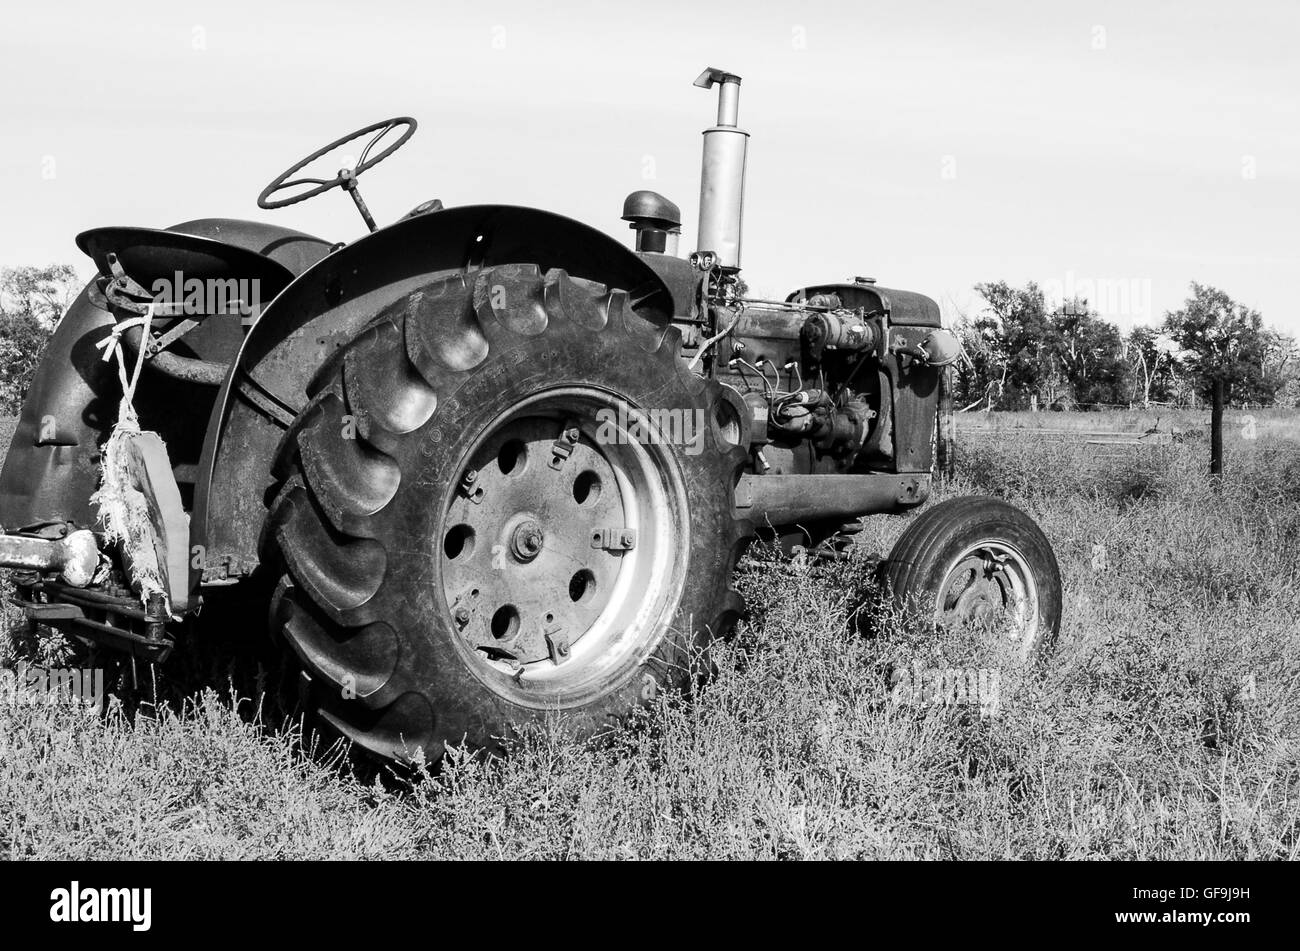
[2,413,1299,859]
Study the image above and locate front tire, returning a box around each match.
[881,496,1062,657]
[263,264,753,762]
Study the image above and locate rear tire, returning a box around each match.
[881,496,1062,657]
[262,264,753,762]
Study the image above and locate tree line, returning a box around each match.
[0,264,80,415]
[1,266,1294,423]
[951,281,1298,412]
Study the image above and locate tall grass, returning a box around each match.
[3,429,1299,859]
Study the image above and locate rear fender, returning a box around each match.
[0,219,329,533]
[192,204,673,592]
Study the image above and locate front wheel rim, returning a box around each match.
[935,540,1040,655]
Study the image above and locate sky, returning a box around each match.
[1,0,1296,333]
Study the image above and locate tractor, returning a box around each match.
[0,68,1061,761]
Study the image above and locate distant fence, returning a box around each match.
[957,427,1173,447]
[940,423,1180,483]
[935,372,1179,480]
[957,423,1173,455]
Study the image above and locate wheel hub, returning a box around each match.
[439,388,687,697]
[507,518,545,562]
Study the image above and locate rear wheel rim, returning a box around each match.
[936,540,1040,655]
[440,387,688,706]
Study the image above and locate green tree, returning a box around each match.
[962,282,1130,410]
[950,313,1002,409]
[0,264,80,414]
[1162,284,1277,402]
[969,280,1057,409]
[1162,283,1275,478]
[1125,325,1182,407]
[1049,303,1130,408]
[1261,330,1299,408]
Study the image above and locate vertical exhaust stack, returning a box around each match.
[694,67,748,272]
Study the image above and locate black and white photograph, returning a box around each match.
[0,0,1292,928]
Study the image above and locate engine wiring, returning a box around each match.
[690,307,745,371]
[692,278,833,430]
[784,358,803,392]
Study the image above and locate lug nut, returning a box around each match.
[509,519,545,562]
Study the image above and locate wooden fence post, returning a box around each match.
[1210,376,1224,485]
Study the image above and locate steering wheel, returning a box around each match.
[257,117,417,210]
